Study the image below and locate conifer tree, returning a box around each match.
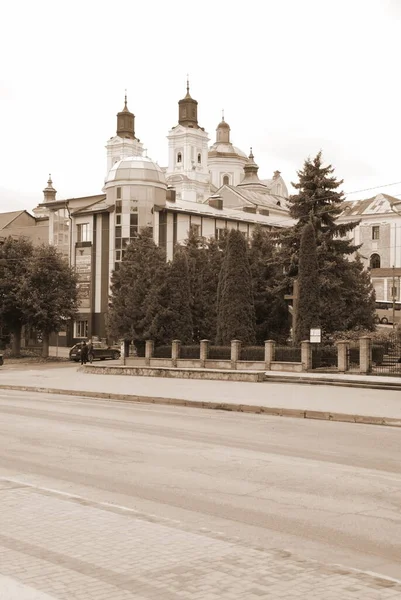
[107,228,166,343]
[183,229,222,342]
[295,222,320,343]
[146,247,193,344]
[216,229,256,345]
[275,152,375,334]
[248,226,289,343]
[341,254,376,330]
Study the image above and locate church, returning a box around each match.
[31,83,292,344]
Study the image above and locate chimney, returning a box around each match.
[208,194,223,210]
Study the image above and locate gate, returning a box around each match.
[372,334,401,375]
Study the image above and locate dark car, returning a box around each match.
[69,342,120,362]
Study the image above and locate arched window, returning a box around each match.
[223,175,229,185]
[197,153,201,164]
[370,254,381,269]
[177,152,182,163]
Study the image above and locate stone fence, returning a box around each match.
[122,337,374,374]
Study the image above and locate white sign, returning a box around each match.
[310,328,321,343]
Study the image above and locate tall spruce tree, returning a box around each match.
[295,222,320,343]
[341,254,376,330]
[276,152,375,334]
[107,228,166,343]
[216,229,256,345]
[146,247,193,344]
[248,226,289,343]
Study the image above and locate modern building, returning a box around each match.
[30,89,292,344]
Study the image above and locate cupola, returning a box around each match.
[178,78,199,128]
[43,174,57,203]
[116,94,138,140]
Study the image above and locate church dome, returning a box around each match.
[209,142,247,158]
[106,156,166,185]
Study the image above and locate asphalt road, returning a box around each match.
[0,389,400,595]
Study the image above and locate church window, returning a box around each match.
[192,108,195,117]
[177,152,182,163]
[117,187,121,199]
[223,175,229,185]
[370,254,381,269]
[197,153,201,164]
[372,226,380,240]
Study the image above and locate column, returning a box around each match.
[264,340,276,371]
[301,340,312,371]
[231,340,241,370]
[359,336,372,374]
[200,340,210,368]
[336,340,349,373]
[172,339,181,368]
[145,340,154,366]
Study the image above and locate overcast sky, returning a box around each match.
[1,0,400,213]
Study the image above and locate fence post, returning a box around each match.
[231,340,241,370]
[265,340,276,371]
[145,340,154,366]
[301,340,312,371]
[171,339,181,368]
[200,339,210,368]
[336,340,349,373]
[359,336,372,374]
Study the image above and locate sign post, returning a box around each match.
[310,328,321,344]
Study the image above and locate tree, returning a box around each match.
[21,245,79,357]
[0,237,34,356]
[295,222,320,343]
[107,228,166,344]
[146,247,193,344]
[183,229,223,342]
[276,152,369,334]
[248,226,289,343]
[216,229,256,345]
[341,254,376,330]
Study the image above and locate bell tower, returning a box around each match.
[166,79,210,202]
[117,94,137,139]
[178,78,199,129]
[106,93,144,177]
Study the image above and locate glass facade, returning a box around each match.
[53,208,70,257]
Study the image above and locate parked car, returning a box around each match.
[69,341,120,362]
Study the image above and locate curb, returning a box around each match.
[0,384,400,428]
[265,373,401,391]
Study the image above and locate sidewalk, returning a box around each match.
[0,364,400,426]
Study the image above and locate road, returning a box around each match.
[0,389,400,599]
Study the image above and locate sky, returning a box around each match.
[1,0,401,213]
